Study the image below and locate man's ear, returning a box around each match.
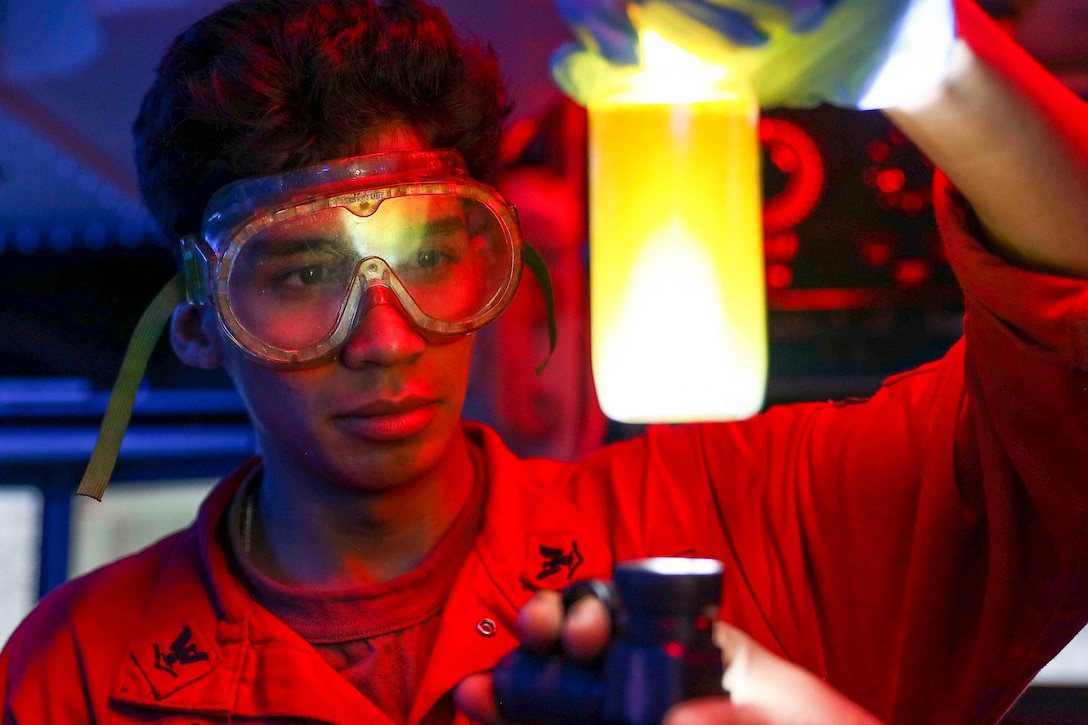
[170,304,223,369]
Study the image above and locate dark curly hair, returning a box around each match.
[133,0,510,243]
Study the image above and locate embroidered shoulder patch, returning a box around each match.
[131,621,222,700]
[535,540,583,582]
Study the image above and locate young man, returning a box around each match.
[2,0,1087,723]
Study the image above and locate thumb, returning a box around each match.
[715,623,885,725]
[452,672,502,724]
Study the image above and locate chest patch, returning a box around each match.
[534,540,583,582]
[131,621,222,700]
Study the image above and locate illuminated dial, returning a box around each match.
[860,125,942,289]
[760,116,825,290]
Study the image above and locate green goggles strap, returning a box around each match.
[77,274,184,500]
[521,242,557,374]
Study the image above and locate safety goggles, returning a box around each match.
[182,149,528,366]
[77,149,555,499]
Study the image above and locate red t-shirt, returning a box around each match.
[225,449,487,724]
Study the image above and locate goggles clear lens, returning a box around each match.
[184,151,523,366]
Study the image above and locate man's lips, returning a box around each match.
[333,397,439,442]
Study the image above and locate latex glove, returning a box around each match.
[552,0,957,110]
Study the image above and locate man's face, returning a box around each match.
[219,308,474,494]
[210,129,478,494]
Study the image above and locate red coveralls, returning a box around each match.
[2,168,1088,723]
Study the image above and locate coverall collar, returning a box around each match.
[108,422,613,723]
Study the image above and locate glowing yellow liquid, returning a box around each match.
[589,91,767,422]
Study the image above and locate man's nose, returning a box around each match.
[340,285,426,367]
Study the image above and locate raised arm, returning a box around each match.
[886,0,1088,277]
[551,0,1088,281]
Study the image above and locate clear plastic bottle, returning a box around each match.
[588,35,767,422]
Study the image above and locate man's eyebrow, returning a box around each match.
[251,237,345,256]
[419,214,469,237]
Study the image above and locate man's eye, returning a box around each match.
[416,248,444,269]
[276,260,348,288]
[290,265,330,285]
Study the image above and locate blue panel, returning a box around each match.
[38,481,71,598]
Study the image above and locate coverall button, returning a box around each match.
[476,617,497,637]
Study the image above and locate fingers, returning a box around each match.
[477,586,884,725]
[714,0,833,33]
[517,590,563,652]
[458,590,613,724]
[560,595,612,660]
[555,0,640,64]
[789,0,835,32]
[669,0,769,46]
[452,672,501,724]
[517,589,613,660]
[712,620,753,670]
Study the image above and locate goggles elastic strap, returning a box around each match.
[522,242,557,374]
[77,274,184,500]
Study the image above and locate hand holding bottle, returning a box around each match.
[551,0,957,110]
